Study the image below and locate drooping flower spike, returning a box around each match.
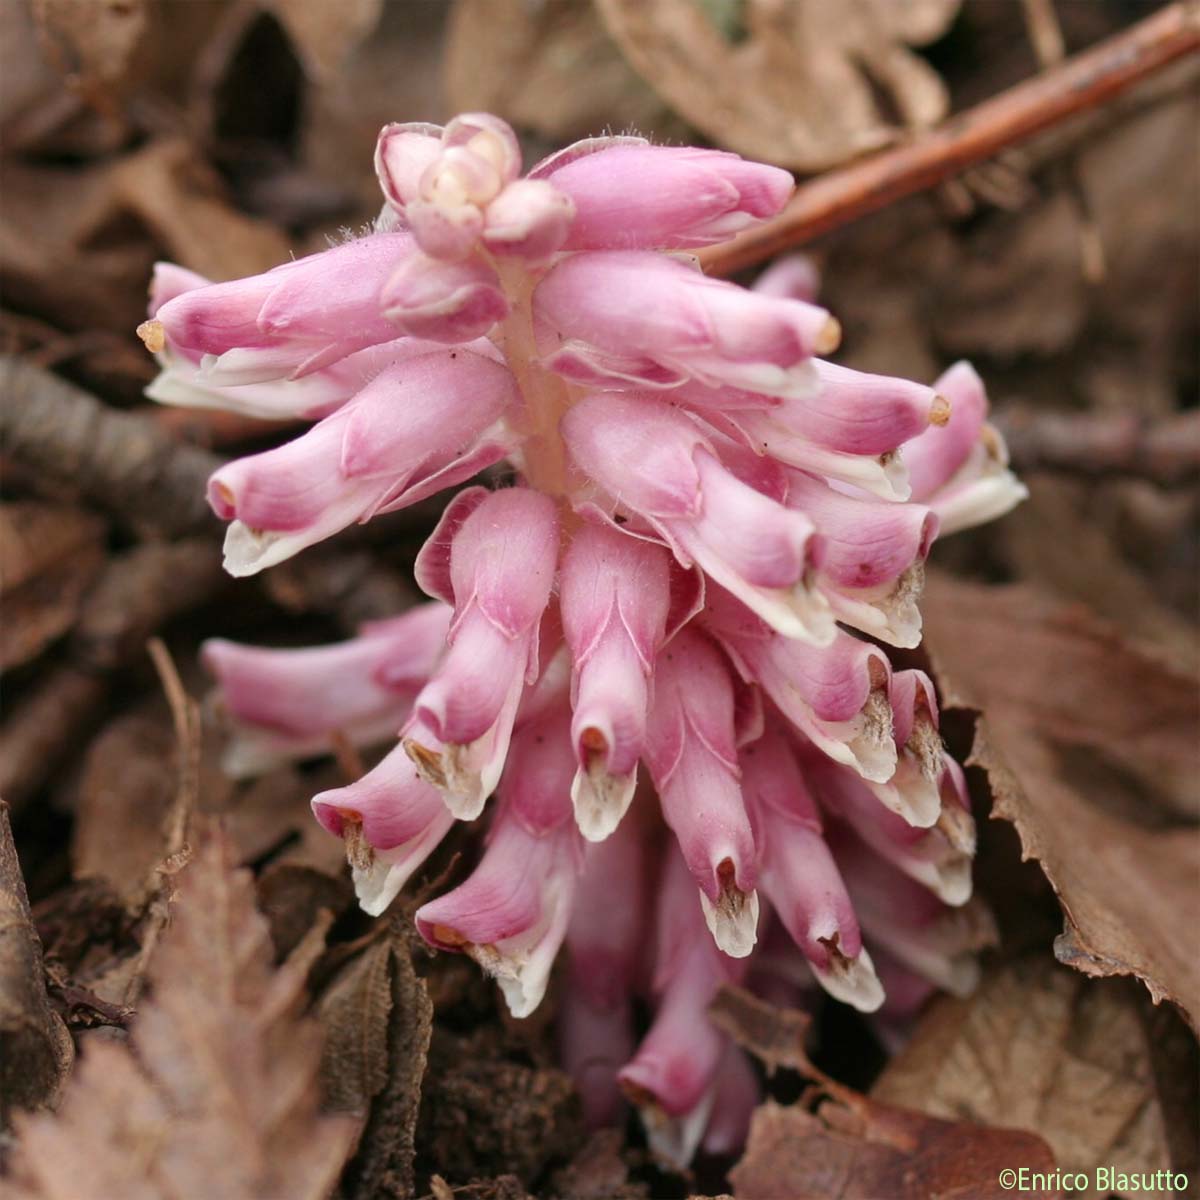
[143,112,1025,1166]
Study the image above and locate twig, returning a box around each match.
[0,355,222,537]
[996,407,1200,484]
[145,638,201,869]
[698,3,1200,275]
[149,404,301,450]
[72,539,228,671]
[123,640,202,1008]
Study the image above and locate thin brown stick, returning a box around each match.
[1,355,221,536]
[124,639,202,1007]
[698,3,1200,276]
[145,638,201,867]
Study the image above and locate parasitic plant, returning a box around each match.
[139,114,1025,1164]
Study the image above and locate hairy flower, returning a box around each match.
[141,113,1024,1164]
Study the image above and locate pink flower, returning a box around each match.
[618,846,749,1166]
[559,811,649,1127]
[145,110,1026,1165]
[414,703,583,1016]
[644,628,759,958]
[678,357,948,499]
[562,394,834,643]
[803,747,975,907]
[740,726,883,1011]
[535,251,839,396]
[201,602,449,776]
[828,825,998,997]
[783,470,938,648]
[404,487,559,818]
[206,349,517,576]
[311,743,455,915]
[560,524,671,839]
[381,251,511,341]
[535,140,793,250]
[142,233,413,384]
[703,583,896,783]
[903,361,1028,533]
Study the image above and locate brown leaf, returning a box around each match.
[340,921,433,1200]
[708,984,815,1076]
[257,861,353,961]
[922,573,1200,1031]
[264,0,383,80]
[70,539,227,672]
[874,956,1182,1198]
[995,474,1200,680]
[5,825,357,1199]
[445,0,676,143]
[0,502,106,671]
[0,666,107,818]
[729,1097,1058,1200]
[716,982,1061,1198]
[0,802,74,1120]
[317,938,392,1114]
[1,139,288,339]
[217,764,347,876]
[594,0,959,171]
[71,713,185,904]
[31,0,148,102]
[108,138,291,281]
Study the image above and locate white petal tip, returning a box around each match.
[811,945,885,1013]
[570,766,635,843]
[699,885,759,958]
[221,521,284,578]
[931,860,974,907]
[351,859,407,917]
[404,737,489,821]
[468,942,552,1020]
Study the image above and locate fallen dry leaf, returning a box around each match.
[874,956,1182,1199]
[256,862,353,961]
[0,502,106,671]
[336,920,433,1200]
[217,764,348,877]
[594,0,960,170]
[31,0,148,105]
[923,573,1200,1031]
[264,0,383,80]
[709,981,816,1075]
[5,824,356,1199]
[108,138,292,282]
[0,802,74,1120]
[996,474,1200,676]
[72,712,176,904]
[1,140,288,340]
[317,937,392,1115]
[445,0,676,144]
[729,1097,1058,1200]
[713,986,1058,1199]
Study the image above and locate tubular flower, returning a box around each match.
[144,114,1025,1165]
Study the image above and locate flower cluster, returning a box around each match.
[140,113,1025,1164]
